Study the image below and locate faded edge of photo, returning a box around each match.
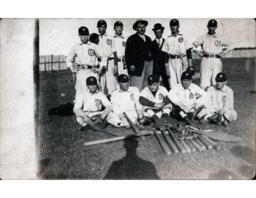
[0,19,39,179]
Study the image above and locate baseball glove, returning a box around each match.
[90,115,107,129]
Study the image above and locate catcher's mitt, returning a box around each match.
[90,115,107,129]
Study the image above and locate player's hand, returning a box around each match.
[154,102,165,109]
[165,63,170,77]
[129,65,136,72]
[73,64,80,72]
[83,115,93,125]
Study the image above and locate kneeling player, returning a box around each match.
[73,76,118,128]
[206,72,237,126]
[111,74,144,128]
[139,75,172,124]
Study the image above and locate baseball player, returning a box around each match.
[206,72,237,126]
[162,19,193,89]
[139,75,172,122]
[167,71,211,121]
[111,74,144,128]
[112,21,128,76]
[193,19,229,90]
[66,26,106,100]
[97,19,117,97]
[73,76,120,127]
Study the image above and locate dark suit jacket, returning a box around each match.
[151,39,169,74]
[125,33,152,76]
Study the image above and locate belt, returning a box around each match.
[169,54,186,59]
[78,64,99,69]
[203,53,221,59]
[108,57,124,62]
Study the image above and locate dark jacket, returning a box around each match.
[125,33,152,76]
[151,39,169,74]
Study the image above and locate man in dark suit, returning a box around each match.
[151,23,170,91]
[125,19,153,91]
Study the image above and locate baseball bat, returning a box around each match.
[166,127,186,153]
[201,135,221,150]
[179,139,192,153]
[152,129,172,155]
[161,129,180,154]
[189,138,205,152]
[198,135,213,150]
[194,137,207,151]
[185,139,197,152]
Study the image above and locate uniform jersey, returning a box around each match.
[66,41,105,69]
[74,90,111,112]
[193,33,227,54]
[167,83,208,112]
[111,87,142,115]
[112,35,126,58]
[140,85,168,105]
[98,34,115,58]
[206,85,234,111]
[163,33,190,56]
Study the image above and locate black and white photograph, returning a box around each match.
[0,17,255,180]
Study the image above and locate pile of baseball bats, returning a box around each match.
[152,124,221,155]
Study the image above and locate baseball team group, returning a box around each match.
[66,18,237,129]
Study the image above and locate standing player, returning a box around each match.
[66,26,106,100]
[112,21,128,76]
[193,19,229,90]
[206,72,237,126]
[97,19,117,97]
[163,19,193,89]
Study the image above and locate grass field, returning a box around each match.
[37,58,256,179]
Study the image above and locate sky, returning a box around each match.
[39,18,256,55]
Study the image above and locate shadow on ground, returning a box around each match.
[104,138,160,179]
[48,102,74,116]
[230,145,255,164]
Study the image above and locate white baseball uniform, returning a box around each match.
[98,34,117,96]
[111,87,142,127]
[206,85,237,121]
[163,33,190,89]
[193,33,228,90]
[112,34,128,75]
[140,85,172,118]
[73,90,120,127]
[66,41,106,100]
[167,83,211,119]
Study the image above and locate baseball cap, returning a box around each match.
[215,72,227,82]
[207,19,218,27]
[181,71,192,81]
[147,75,159,85]
[170,19,179,26]
[78,26,89,36]
[97,19,107,27]
[117,74,129,83]
[114,21,123,28]
[186,67,195,76]
[86,76,98,86]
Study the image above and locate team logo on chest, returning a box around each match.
[95,99,103,110]
[158,93,164,101]
[106,39,112,46]
[122,41,126,47]
[189,93,194,99]
[178,37,184,43]
[215,40,221,47]
[88,48,95,56]
[222,96,227,104]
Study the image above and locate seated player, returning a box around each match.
[73,76,119,128]
[139,75,172,124]
[111,74,144,128]
[206,72,237,126]
[167,71,211,121]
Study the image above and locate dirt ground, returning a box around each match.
[37,58,256,179]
